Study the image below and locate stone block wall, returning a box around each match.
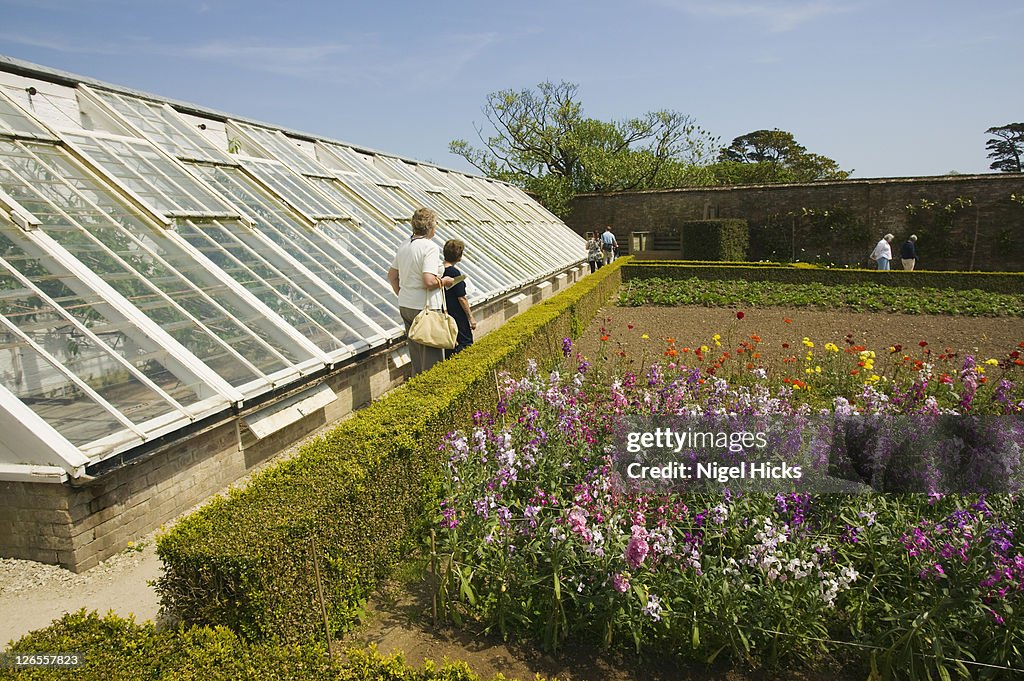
[0,265,586,571]
[568,174,1024,271]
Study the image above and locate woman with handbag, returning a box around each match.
[387,207,455,375]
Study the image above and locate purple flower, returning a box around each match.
[562,337,573,357]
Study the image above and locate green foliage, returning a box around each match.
[449,81,719,216]
[714,129,852,184]
[622,261,1024,296]
[156,261,627,643]
[985,123,1024,173]
[753,205,871,266]
[678,219,748,261]
[2,610,527,680]
[904,197,974,259]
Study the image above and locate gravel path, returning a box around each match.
[0,531,163,649]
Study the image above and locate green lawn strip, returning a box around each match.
[618,277,1024,316]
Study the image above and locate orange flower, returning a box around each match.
[665,337,676,344]
[665,348,678,357]
[600,334,610,342]
[749,334,762,343]
[784,318,793,324]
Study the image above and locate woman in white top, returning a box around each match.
[387,207,455,375]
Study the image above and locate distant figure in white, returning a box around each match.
[870,233,894,271]
[600,226,618,266]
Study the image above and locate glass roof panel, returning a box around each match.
[88,89,232,163]
[62,131,234,217]
[174,218,361,353]
[0,139,316,389]
[336,176,410,220]
[0,230,199,428]
[191,164,400,339]
[0,90,56,140]
[239,159,350,220]
[231,122,332,177]
[321,144,394,184]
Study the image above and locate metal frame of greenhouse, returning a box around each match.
[0,56,586,569]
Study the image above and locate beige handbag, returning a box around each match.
[408,281,459,350]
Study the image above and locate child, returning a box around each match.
[442,239,476,355]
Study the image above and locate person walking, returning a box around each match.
[900,234,918,271]
[870,233,894,271]
[585,232,601,272]
[387,207,455,376]
[600,225,618,266]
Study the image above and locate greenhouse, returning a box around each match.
[0,56,585,569]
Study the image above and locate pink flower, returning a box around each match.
[612,573,630,593]
[625,534,650,570]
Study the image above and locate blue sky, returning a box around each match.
[1,0,1020,179]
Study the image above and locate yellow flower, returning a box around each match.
[865,374,881,384]
[858,350,876,361]
[977,366,985,374]
[825,343,840,353]
[713,333,722,347]
[641,334,649,340]
[815,366,822,373]
[984,358,999,366]
[802,337,814,348]
[700,345,709,353]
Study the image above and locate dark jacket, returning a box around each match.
[900,240,917,259]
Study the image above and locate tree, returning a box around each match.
[713,129,851,184]
[985,123,1024,173]
[450,81,719,215]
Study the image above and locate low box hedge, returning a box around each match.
[623,261,1024,294]
[156,261,625,643]
[3,610,535,680]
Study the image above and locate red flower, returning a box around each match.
[736,311,745,320]
[919,341,928,347]
[600,334,610,342]
[784,318,793,324]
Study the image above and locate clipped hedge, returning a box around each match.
[623,261,1024,294]
[156,261,625,643]
[1,610,534,680]
[680,219,748,261]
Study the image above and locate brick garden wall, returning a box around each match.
[567,174,1024,271]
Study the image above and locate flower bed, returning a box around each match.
[434,329,1024,678]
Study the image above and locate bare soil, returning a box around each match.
[575,305,1023,369]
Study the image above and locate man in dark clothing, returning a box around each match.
[900,235,918,271]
